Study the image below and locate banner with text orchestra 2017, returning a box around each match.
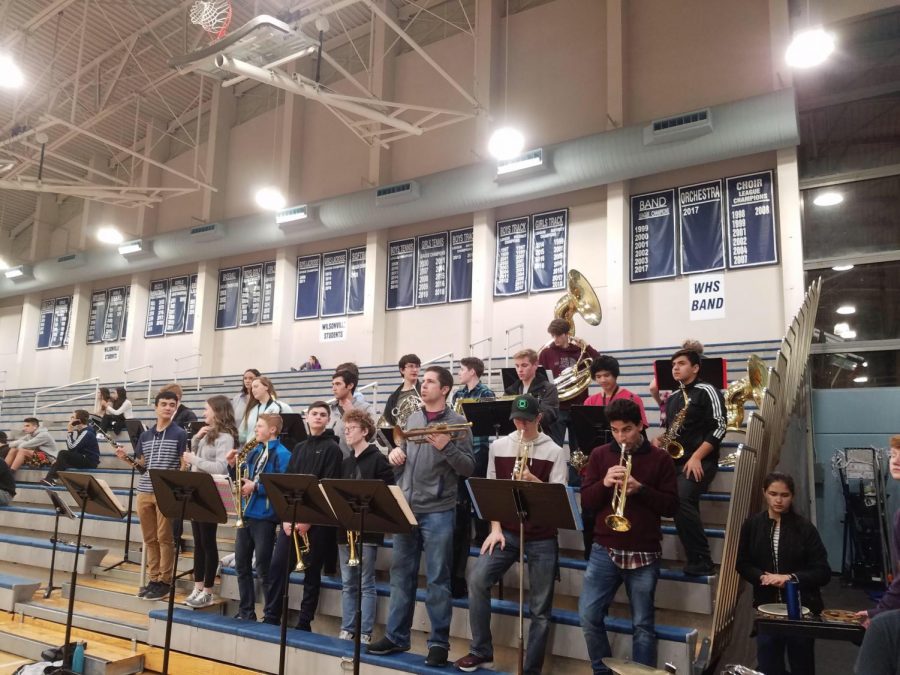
[630,190,676,282]
[679,180,725,275]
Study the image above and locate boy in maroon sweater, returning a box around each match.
[578,399,678,674]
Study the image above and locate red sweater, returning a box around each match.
[584,386,649,429]
[581,440,678,552]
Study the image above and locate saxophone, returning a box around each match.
[659,383,689,460]
[233,438,257,528]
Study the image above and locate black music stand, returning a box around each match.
[149,469,227,675]
[104,451,140,572]
[467,477,581,675]
[320,479,416,675]
[280,413,308,448]
[570,405,610,453]
[56,472,127,672]
[44,488,76,599]
[462,399,516,438]
[260,473,338,675]
[501,367,549,393]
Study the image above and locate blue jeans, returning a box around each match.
[579,544,659,674]
[467,531,558,675]
[385,509,455,650]
[234,518,277,620]
[340,543,378,636]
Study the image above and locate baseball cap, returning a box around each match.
[509,394,540,421]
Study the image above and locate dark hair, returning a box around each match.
[0,431,7,443]
[333,369,359,393]
[460,356,485,378]
[425,365,453,395]
[763,472,795,495]
[590,354,620,379]
[23,417,40,426]
[604,399,642,426]
[257,413,284,435]
[98,387,111,401]
[241,368,261,396]
[335,362,359,376]
[682,339,704,354]
[309,356,320,365]
[205,395,239,446]
[154,390,178,406]
[398,354,421,371]
[73,409,90,425]
[342,408,376,441]
[547,318,571,336]
[308,400,331,416]
[671,348,701,367]
[115,386,128,403]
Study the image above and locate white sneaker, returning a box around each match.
[183,588,202,606]
[360,634,372,645]
[338,630,353,641]
[188,592,215,608]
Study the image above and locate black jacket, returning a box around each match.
[664,378,726,464]
[341,443,395,544]
[504,370,560,427]
[735,509,831,613]
[173,405,198,430]
[0,458,15,497]
[287,429,343,479]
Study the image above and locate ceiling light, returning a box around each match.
[785,28,835,68]
[841,330,857,339]
[853,376,868,383]
[488,126,525,160]
[831,264,854,272]
[496,148,544,177]
[117,239,153,259]
[0,54,25,89]
[4,264,32,280]
[834,322,849,334]
[862,361,868,367]
[96,226,124,245]
[0,257,8,271]
[813,192,843,207]
[836,305,856,315]
[255,186,286,211]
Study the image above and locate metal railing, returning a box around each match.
[358,381,379,413]
[124,364,154,405]
[422,351,454,371]
[173,352,202,391]
[33,377,100,416]
[468,336,494,389]
[505,323,525,366]
[0,369,6,418]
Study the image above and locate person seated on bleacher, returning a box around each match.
[99,387,133,435]
[94,387,111,416]
[647,339,704,427]
[0,431,9,460]
[238,376,293,444]
[41,409,100,486]
[0,456,15,506]
[231,368,261,423]
[159,383,198,430]
[292,355,322,371]
[5,417,58,474]
[329,369,374,457]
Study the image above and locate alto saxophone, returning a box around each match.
[233,438,256,529]
[659,383,690,460]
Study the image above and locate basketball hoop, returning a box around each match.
[189,0,233,40]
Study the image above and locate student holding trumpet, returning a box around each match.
[579,399,678,674]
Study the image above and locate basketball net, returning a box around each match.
[189,0,233,40]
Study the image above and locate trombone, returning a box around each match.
[292,526,310,572]
[604,444,632,532]
[393,422,473,442]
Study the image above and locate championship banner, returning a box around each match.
[449,227,473,303]
[86,291,108,344]
[386,238,415,310]
[49,296,71,348]
[184,275,198,333]
[295,254,321,320]
[145,279,169,338]
[321,250,349,317]
[630,189,676,282]
[347,247,366,314]
[215,268,241,330]
[239,264,263,327]
[260,262,276,324]
[165,276,189,334]
[726,170,778,268]
[102,287,127,342]
[36,299,54,350]
[530,208,568,292]
[494,216,529,297]
[416,232,449,306]
[120,286,130,339]
[679,180,725,275]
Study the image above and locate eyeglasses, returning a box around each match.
[344,425,362,433]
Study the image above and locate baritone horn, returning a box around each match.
[233,438,256,529]
[293,527,310,572]
[604,444,632,532]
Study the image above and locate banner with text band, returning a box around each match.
[165,276,190,334]
[261,262,276,323]
[494,216,529,296]
[530,208,568,292]
[49,297,71,348]
[295,254,321,320]
[679,179,725,275]
[386,238,416,310]
[630,189,676,282]
[36,299,55,349]
[240,263,263,327]
[416,232,449,306]
[322,250,349,317]
[726,170,778,268]
[215,268,241,330]
[103,287,127,342]
[121,286,130,340]
[184,275,198,333]
[449,227,473,303]
[86,291,108,344]
[145,279,169,337]
[347,247,366,314]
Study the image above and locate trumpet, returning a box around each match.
[604,444,632,532]
[512,429,534,480]
[658,383,689,460]
[233,438,256,529]
[394,422,473,442]
[347,531,360,567]
[292,527,310,572]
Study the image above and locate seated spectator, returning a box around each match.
[42,410,101,486]
[232,368,261,423]
[0,431,9,460]
[292,355,322,372]
[0,457,15,505]
[6,417,58,473]
[94,387,111,416]
[160,383,198,430]
[99,387,133,435]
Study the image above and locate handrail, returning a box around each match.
[34,376,100,416]
[505,323,525,366]
[422,351,454,371]
[173,352,202,392]
[326,381,379,411]
[124,364,154,406]
[0,369,6,400]
[468,336,494,390]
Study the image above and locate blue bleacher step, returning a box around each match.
[0,533,108,573]
[0,573,42,611]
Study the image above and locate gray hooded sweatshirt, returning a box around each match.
[11,426,58,457]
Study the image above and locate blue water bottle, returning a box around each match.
[72,642,85,674]
[784,579,801,619]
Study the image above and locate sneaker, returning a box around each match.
[136,584,150,598]
[183,588,202,606]
[366,636,409,655]
[682,560,716,577]
[144,582,171,601]
[338,630,354,641]
[360,634,372,645]
[454,653,494,672]
[191,592,215,608]
[425,645,449,667]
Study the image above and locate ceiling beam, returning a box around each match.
[1,0,81,50]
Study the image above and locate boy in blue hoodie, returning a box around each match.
[227,413,291,620]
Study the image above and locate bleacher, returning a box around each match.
[0,339,780,674]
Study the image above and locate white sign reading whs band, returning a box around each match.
[689,273,726,321]
[320,317,347,342]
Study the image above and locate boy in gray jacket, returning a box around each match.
[6,417,58,473]
[367,365,474,667]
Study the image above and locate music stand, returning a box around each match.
[104,454,140,572]
[461,399,516,438]
[569,405,610,454]
[320,479,416,675]
[56,472,127,671]
[467,477,581,675]
[501,367,549,393]
[124,420,146,448]
[279,413,308,448]
[149,469,227,675]
[44,488,76,599]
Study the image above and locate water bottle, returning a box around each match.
[784,579,801,619]
[72,642,85,674]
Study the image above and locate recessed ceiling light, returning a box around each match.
[488,126,525,160]
[834,322,849,334]
[813,192,843,207]
[0,257,8,271]
[785,28,835,68]
[836,305,856,315]
[853,376,868,383]
[255,186,286,212]
[831,264,854,272]
[96,226,124,245]
[862,361,868,367]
